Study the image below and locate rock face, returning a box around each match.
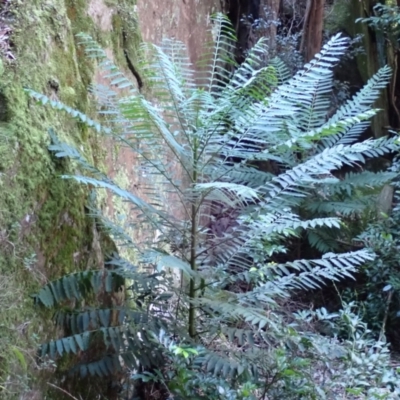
[0,0,220,398]
[137,0,219,66]
[0,0,137,398]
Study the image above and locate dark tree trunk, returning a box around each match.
[347,0,390,137]
[260,0,281,47]
[300,0,325,62]
[227,0,281,64]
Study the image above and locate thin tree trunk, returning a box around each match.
[347,0,390,137]
[300,0,325,62]
[260,0,281,50]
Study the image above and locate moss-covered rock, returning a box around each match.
[0,0,139,398]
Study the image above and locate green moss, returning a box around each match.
[110,13,125,66]
[60,86,76,104]
[0,0,143,398]
[66,0,97,39]
[324,0,352,36]
[111,0,143,75]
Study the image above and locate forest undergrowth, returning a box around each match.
[19,7,400,400]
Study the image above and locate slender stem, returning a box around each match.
[188,141,198,338]
[379,290,393,343]
[188,204,197,338]
[47,383,79,400]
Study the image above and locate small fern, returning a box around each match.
[34,256,174,377]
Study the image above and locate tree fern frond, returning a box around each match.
[271,33,348,133]
[73,36,195,207]
[220,249,372,300]
[307,228,342,252]
[306,197,375,216]
[269,57,291,84]
[25,90,110,134]
[324,170,397,196]
[202,352,243,378]
[251,250,374,293]
[53,307,153,334]
[67,175,171,230]
[202,211,342,274]
[72,355,123,378]
[76,32,107,60]
[195,182,259,207]
[319,65,392,149]
[264,138,398,203]
[225,38,277,102]
[33,259,167,309]
[200,297,276,331]
[48,129,116,188]
[251,212,342,235]
[125,95,191,168]
[220,39,366,163]
[216,164,274,188]
[221,326,258,347]
[198,13,237,94]
[77,32,138,93]
[39,332,91,360]
[86,209,137,249]
[33,269,121,307]
[105,255,171,294]
[282,109,379,150]
[142,39,196,148]
[143,249,198,278]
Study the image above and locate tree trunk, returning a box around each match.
[260,0,281,50]
[227,0,281,63]
[300,0,325,62]
[344,0,390,138]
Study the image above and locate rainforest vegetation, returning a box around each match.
[2,0,400,399]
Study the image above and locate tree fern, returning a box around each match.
[27,13,400,397]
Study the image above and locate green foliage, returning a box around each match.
[357,3,400,47]
[130,305,400,399]
[351,214,400,334]
[34,258,174,378]
[131,332,258,400]
[344,156,400,342]
[28,13,400,398]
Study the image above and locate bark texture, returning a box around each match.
[300,0,325,62]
